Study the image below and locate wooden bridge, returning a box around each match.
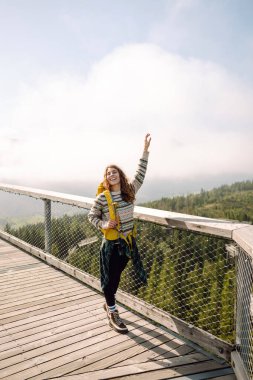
[0,238,236,380]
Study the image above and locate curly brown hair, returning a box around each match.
[103,164,135,203]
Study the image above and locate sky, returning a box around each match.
[0,0,253,201]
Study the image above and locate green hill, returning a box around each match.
[141,180,253,224]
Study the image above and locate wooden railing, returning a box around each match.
[0,183,252,380]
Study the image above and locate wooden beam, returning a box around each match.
[233,225,253,260]
[231,351,251,380]
[134,206,246,239]
[0,183,94,209]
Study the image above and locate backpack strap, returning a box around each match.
[103,190,116,221]
[96,182,105,196]
[100,190,120,240]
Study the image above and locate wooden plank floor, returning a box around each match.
[0,239,236,380]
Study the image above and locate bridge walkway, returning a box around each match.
[0,239,236,380]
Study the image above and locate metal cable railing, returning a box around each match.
[5,209,236,342]
[0,184,252,379]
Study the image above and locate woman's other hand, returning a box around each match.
[102,219,118,229]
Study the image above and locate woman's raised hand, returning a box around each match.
[144,133,151,152]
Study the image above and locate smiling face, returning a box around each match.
[106,167,121,190]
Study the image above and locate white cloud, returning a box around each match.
[1,43,253,185]
[171,0,198,15]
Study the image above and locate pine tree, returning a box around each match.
[184,263,203,324]
[220,269,235,342]
[51,242,60,258]
[155,253,178,315]
[145,257,160,304]
[197,261,221,336]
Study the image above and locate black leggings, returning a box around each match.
[103,244,129,307]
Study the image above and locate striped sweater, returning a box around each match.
[88,152,149,236]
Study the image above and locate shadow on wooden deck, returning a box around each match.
[0,239,236,380]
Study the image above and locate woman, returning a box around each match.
[88,133,151,333]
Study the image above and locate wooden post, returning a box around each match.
[44,199,51,254]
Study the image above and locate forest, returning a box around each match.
[141,179,253,224]
[5,180,253,344]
